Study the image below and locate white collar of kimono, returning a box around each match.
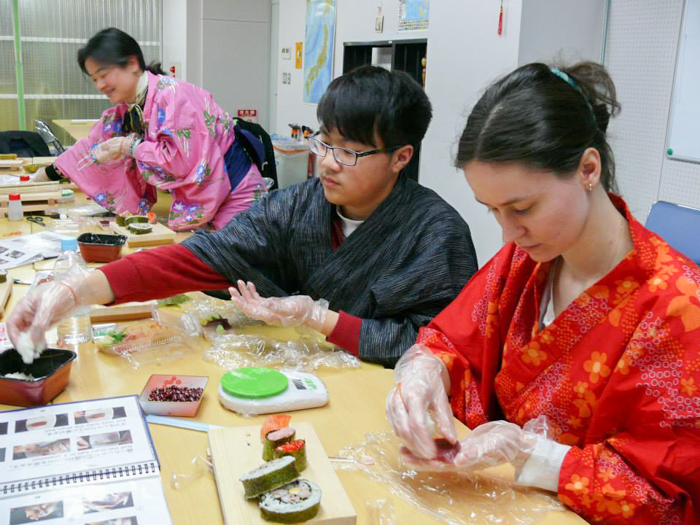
[336,207,365,238]
[128,72,148,108]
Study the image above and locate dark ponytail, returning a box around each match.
[78,28,163,76]
[455,61,621,193]
[146,61,165,75]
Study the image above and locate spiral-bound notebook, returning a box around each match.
[0,395,171,524]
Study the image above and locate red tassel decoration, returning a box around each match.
[498,0,504,35]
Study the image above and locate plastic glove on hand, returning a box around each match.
[385,345,458,460]
[31,167,51,183]
[399,418,545,474]
[229,280,329,332]
[92,135,134,164]
[6,265,90,362]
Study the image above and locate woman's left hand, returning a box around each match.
[399,419,540,473]
[92,134,137,164]
[229,280,329,332]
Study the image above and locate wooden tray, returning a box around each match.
[90,301,157,323]
[110,222,176,247]
[0,279,12,316]
[0,189,62,217]
[0,182,61,194]
[209,422,357,525]
[0,159,24,171]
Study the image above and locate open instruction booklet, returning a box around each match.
[0,396,171,524]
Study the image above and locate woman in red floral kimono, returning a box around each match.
[386,62,700,524]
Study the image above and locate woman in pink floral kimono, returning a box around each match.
[34,28,266,231]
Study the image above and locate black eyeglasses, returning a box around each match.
[308,133,401,166]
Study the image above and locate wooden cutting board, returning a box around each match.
[90,301,157,323]
[208,422,357,525]
[110,222,176,247]
[0,279,12,316]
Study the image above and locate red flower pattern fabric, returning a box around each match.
[417,196,700,524]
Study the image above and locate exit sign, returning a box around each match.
[237,109,258,123]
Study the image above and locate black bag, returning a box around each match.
[234,119,278,189]
[0,131,52,157]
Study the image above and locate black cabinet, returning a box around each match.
[343,39,427,182]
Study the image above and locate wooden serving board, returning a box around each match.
[208,422,357,525]
[0,279,12,316]
[90,301,157,323]
[110,222,176,247]
[0,182,61,194]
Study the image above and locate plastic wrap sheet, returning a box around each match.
[171,454,213,490]
[333,432,564,525]
[94,319,202,369]
[184,294,262,340]
[203,327,361,372]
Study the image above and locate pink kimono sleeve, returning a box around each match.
[54,110,154,215]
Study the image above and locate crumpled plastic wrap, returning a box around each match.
[332,432,564,525]
[94,319,202,369]
[171,454,214,490]
[183,294,261,340]
[203,327,361,372]
[366,498,396,524]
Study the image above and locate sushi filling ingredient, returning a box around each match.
[240,456,299,500]
[259,479,321,523]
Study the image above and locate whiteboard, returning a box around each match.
[667,0,700,163]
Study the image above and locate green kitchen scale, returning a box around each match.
[218,367,329,415]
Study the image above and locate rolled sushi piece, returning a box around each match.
[259,479,321,523]
[128,223,153,235]
[273,439,307,472]
[125,214,149,224]
[263,427,296,461]
[240,456,299,500]
[116,213,131,227]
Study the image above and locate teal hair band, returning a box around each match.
[550,67,581,91]
[551,66,594,111]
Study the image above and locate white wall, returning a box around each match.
[420,0,523,262]
[183,0,271,128]
[605,0,700,222]
[162,0,188,81]
[518,0,606,65]
[273,0,606,263]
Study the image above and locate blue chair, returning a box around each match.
[645,201,700,266]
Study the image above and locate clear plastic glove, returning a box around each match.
[229,280,329,332]
[399,416,550,474]
[31,167,50,183]
[6,265,91,358]
[92,134,137,164]
[385,345,457,459]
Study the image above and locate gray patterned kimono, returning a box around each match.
[183,176,477,367]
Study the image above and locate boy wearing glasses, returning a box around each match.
[8,66,477,367]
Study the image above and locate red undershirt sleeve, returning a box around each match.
[99,244,231,304]
[326,310,362,356]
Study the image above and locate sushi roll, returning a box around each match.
[259,479,321,523]
[273,440,307,472]
[125,215,149,225]
[263,427,296,461]
[116,213,131,227]
[240,456,299,500]
[128,223,153,235]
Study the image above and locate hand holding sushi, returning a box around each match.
[92,134,138,164]
[385,345,458,460]
[7,267,114,357]
[229,280,329,332]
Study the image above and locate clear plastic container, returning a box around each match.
[7,193,23,221]
[53,238,92,345]
[272,139,310,189]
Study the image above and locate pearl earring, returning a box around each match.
[588,183,593,192]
